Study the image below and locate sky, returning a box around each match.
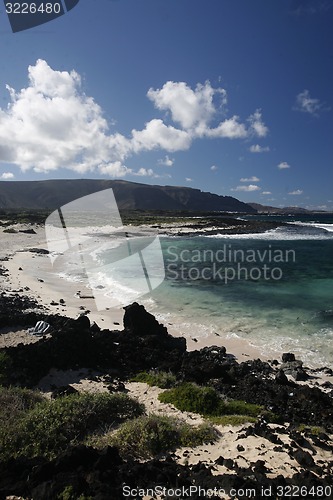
[0,0,332,210]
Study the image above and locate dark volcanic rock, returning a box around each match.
[180,346,236,383]
[123,302,164,336]
[28,248,49,254]
[1,301,186,386]
[51,385,79,399]
[0,294,42,329]
[275,369,289,385]
[0,446,332,500]
[282,353,296,362]
[19,228,37,234]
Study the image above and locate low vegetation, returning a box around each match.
[158,382,265,422]
[0,391,144,460]
[130,370,177,388]
[0,385,45,425]
[297,424,324,436]
[90,414,218,459]
[57,485,92,500]
[0,351,13,385]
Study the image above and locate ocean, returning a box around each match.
[56,213,333,368]
[146,213,333,367]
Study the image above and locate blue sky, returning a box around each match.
[0,0,332,210]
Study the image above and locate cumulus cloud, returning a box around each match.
[0,60,129,176]
[247,110,269,137]
[0,172,14,179]
[293,90,328,116]
[147,81,267,139]
[0,60,269,177]
[185,177,193,182]
[131,119,191,153]
[277,161,291,169]
[205,116,248,139]
[147,80,227,132]
[240,176,260,182]
[98,162,132,177]
[133,168,155,177]
[288,189,303,195]
[262,191,272,195]
[249,144,270,153]
[231,185,261,192]
[157,155,174,167]
[210,165,218,171]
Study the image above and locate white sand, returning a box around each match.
[0,223,269,360]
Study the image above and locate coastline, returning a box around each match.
[0,220,332,367]
[1,221,333,497]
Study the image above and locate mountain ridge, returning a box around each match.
[0,179,256,213]
[248,202,313,214]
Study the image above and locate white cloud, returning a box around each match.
[0,60,269,177]
[206,116,248,139]
[131,119,191,153]
[157,155,174,167]
[261,191,272,195]
[249,144,270,153]
[247,110,269,137]
[147,80,227,132]
[277,161,291,169]
[294,90,327,116]
[240,176,260,182]
[0,172,14,179]
[288,189,303,195]
[210,165,218,171]
[133,168,155,177]
[98,162,132,177]
[185,177,193,182]
[231,185,261,192]
[148,80,267,139]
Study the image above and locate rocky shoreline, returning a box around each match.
[0,296,332,499]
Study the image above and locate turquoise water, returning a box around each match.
[144,217,333,367]
[58,214,333,367]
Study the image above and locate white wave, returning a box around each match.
[288,221,333,233]
[205,230,333,240]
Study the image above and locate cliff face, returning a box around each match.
[0,179,256,212]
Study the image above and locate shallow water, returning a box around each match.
[56,215,333,367]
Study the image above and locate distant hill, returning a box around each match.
[0,179,256,213]
[248,202,311,214]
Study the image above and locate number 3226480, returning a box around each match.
[5,3,62,14]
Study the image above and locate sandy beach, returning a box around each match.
[0,221,272,362]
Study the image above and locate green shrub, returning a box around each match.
[297,424,324,435]
[131,370,177,388]
[1,392,144,460]
[158,383,264,421]
[158,382,222,416]
[222,400,262,417]
[0,386,45,425]
[95,414,218,458]
[57,485,92,500]
[207,415,257,426]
